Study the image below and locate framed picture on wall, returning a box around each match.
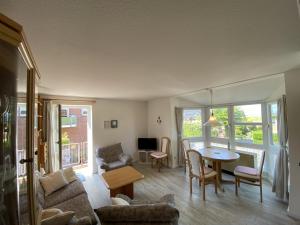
[111,120,118,128]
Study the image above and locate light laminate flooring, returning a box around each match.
[80,164,298,225]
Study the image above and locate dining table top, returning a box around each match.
[197,147,240,162]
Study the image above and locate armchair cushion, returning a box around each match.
[119,153,132,164]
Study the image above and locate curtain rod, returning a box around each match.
[173,72,284,98]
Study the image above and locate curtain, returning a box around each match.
[45,101,60,173]
[175,107,184,166]
[272,95,289,202]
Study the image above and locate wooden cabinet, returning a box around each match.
[0,13,40,225]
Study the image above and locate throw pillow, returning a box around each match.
[63,167,77,183]
[111,197,130,206]
[41,210,75,225]
[39,170,68,196]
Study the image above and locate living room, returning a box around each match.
[1,1,300,225]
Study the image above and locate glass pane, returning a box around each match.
[61,106,89,168]
[210,107,229,138]
[183,109,202,138]
[190,141,204,149]
[0,38,27,225]
[235,125,263,145]
[234,104,262,123]
[271,104,279,145]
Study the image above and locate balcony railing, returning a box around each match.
[62,142,88,168]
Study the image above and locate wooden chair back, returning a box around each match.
[259,150,266,176]
[186,149,205,178]
[161,137,171,154]
[181,139,191,159]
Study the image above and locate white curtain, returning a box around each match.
[272,95,289,202]
[175,107,184,166]
[45,101,60,173]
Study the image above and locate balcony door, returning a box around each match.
[59,105,90,170]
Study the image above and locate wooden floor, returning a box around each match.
[80,164,299,225]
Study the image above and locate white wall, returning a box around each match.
[147,98,174,166]
[147,97,202,168]
[284,69,300,218]
[92,99,147,173]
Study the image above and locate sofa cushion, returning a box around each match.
[44,180,86,208]
[107,161,126,170]
[40,170,68,196]
[97,143,123,163]
[95,203,179,224]
[41,210,75,225]
[52,193,97,225]
[63,167,77,183]
[111,197,130,206]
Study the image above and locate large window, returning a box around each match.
[210,107,229,139]
[234,104,263,145]
[183,109,202,138]
[268,103,279,145]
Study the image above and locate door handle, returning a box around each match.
[19,158,33,164]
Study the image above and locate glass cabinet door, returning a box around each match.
[0,28,38,225]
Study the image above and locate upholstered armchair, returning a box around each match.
[95,143,132,173]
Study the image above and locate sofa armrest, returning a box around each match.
[95,157,109,170]
[119,153,132,164]
[95,203,179,224]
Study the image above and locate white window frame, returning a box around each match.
[209,106,230,144]
[233,103,265,149]
[267,102,279,147]
[81,108,88,116]
[182,108,205,143]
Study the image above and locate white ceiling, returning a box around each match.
[1,0,300,100]
[177,74,285,105]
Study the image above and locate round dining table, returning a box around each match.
[197,147,240,191]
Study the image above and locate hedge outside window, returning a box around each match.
[210,107,229,138]
[234,104,263,145]
[183,109,202,138]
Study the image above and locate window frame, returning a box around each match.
[233,103,264,147]
[182,108,204,143]
[267,102,279,147]
[209,106,230,142]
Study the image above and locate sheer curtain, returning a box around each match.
[175,108,184,166]
[272,95,289,202]
[45,101,60,173]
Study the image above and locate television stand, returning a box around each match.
[138,150,155,164]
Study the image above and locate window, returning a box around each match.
[18,104,26,117]
[81,108,88,116]
[268,103,279,145]
[234,104,263,145]
[183,109,202,138]
[61,116,77,128]
[61,108,69,117]
[210,107,229,139]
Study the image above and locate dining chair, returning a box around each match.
[181,139,191,173]
[186,149,218,200]
[234,150,266,202]
[150,137,171,172]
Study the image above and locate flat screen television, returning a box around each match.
[138,138,157,151]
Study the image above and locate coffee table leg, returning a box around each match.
[110,183,134,198]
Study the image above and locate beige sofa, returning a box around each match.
[36,173,97,225]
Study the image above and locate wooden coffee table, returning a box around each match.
[101,166,144,198]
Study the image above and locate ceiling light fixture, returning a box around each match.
[204,89,222,127]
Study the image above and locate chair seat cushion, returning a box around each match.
[150,152,167,158]
[107,161,126,170]
[234,166,259,180]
